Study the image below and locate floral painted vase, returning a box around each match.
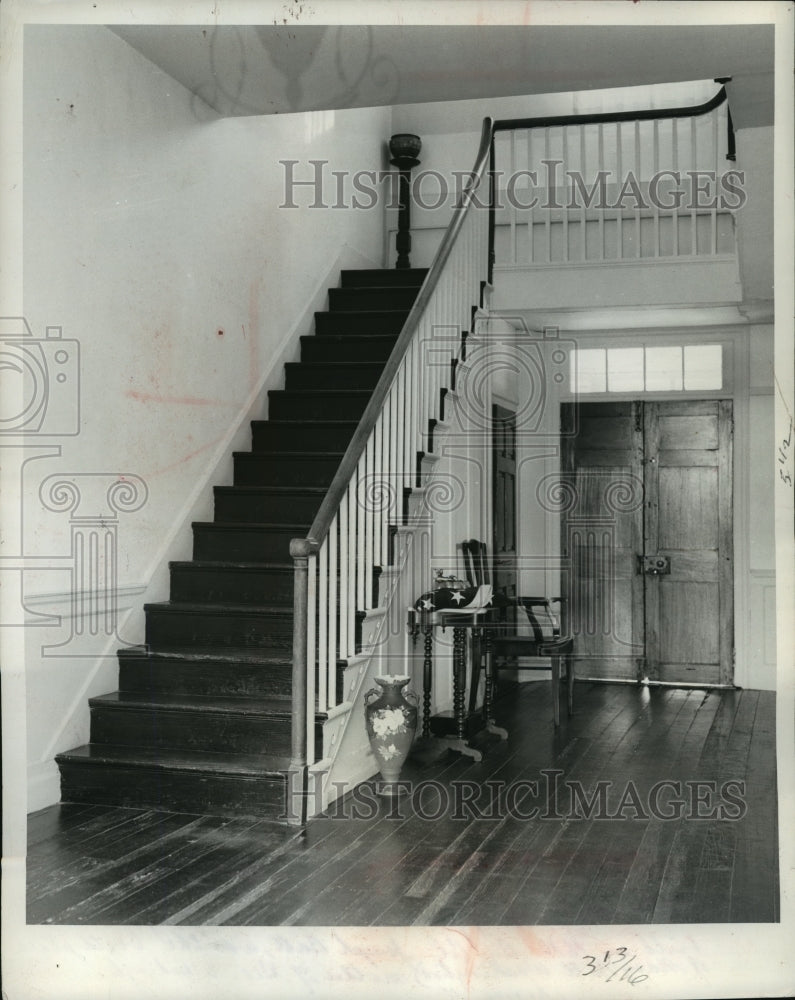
[364,675,418,796]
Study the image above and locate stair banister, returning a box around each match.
[287,116,495,819]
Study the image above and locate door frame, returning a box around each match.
[561,398,735,686]
[549,323,754,688]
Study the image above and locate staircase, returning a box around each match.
[55,267,428,821]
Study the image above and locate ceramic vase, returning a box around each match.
[364,675,418,795]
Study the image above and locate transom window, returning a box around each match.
[571,343,723,394]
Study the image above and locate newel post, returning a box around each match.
[389,133,422,270]
[286,536,314,826]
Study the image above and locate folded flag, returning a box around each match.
[414,583,493,614]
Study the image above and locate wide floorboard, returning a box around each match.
[26,682,779,925]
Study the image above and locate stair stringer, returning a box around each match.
[304,397,463,819]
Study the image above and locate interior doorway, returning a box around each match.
[561,399,734,686]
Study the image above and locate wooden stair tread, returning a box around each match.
[119,645,293,664]
[89,691,299,715]
[286,361,385,369]
[314,309,411,317]
[169,564,294,573]
[340,267,427,282]
[56,744,292,777]
[169,560,293,570]
[144,600,295,616]
[190,521,311,531]
[333,285,423,293]
[214,485,327,493]
[232,451,345,461]
[300,334,399,342]
[252,419,360,427]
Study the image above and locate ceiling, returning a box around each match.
[112,24,775,127]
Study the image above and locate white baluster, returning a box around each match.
[711,107,718,254]
[653,119,660,257]
[579,125,586,261]
[690,116,698,256]
[306,552,317,761]
[528,128,535,264]
[339,491,348,659]
[616,122,623,260]
[356,452,366,613]
[597,123,605,261]
[328,513,338,706]
[509,130,517,265]
[396,364,405,526]
[562,126,570,264]
[672,117,680,257]
[544,127,552,263]
[364,434,374,611]
[347,479,356,658]
[318,538,328,710]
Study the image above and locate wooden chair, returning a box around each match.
[461,539,574,727]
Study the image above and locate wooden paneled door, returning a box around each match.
[561,400,733,686]
[492,404,518,606]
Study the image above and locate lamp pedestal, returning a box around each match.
[389,133,422,270]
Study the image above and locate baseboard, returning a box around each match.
[27,759,61,815]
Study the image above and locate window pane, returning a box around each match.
[684,344,722,389]
[573,349,606,393]
[607,348,644,392]
[645,346,682,390]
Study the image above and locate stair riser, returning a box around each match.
[300,336,397,363]
[284,363,384,391]
[340,268,427,288]
[329,287,419,311]
[268,391,369,421]
[169,565,294,605]
[90,705,303,757]
[119,656,293,699]
[251,423,355,453]
[58,763,287,819]
[214,489,322,525]
[233,453,341,486]
[193,525,301,564]
[314,312,409,336]
[146,609,292,650]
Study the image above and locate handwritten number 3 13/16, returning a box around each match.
[581,948,649,984]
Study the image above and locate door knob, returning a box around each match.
[637,554,671,575]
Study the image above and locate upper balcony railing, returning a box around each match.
[488,85,735,271]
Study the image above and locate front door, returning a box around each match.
[561,400,733,686]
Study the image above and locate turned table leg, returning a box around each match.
[483,626,508,740]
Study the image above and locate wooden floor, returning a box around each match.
[27,681,779,926]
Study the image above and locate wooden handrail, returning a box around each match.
[492,85,728,133]
[286,117,494,820]
[296,115,495,556]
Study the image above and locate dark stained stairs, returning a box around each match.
[56,267,428,820]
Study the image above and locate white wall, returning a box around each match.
[22,25,389,811]
[746,325,776,690]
